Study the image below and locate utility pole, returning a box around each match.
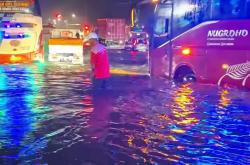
[83,0,88,23]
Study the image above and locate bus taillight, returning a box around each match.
[182,48,191,56]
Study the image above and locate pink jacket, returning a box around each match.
[90,43,110,79]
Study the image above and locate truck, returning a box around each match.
[96,18,126,49]
[48,28,84,65]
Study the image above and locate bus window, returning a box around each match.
[154,18,169,35]
[152,4,172,48]
[153,17,170,47]
[211,0,249,19]
[173,0,197,37]
[247,0,250,17]
[31,0,42,16]
[190,0,250,22]
[154,4,172,36]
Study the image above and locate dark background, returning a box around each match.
[40,0,134,23]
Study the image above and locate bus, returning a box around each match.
[151,0,250,88]
[0,0,43,63]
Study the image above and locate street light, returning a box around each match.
[152,0,159,3]
[131,8,136,27]
[72,13,76,18]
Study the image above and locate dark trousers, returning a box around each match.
[93,78,108,89]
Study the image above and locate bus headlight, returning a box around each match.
[10,55,22,62]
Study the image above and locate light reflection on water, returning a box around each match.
[218,89,232,109]
[0,64,249,164]
[0,64,46,162]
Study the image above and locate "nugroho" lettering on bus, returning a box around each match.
[207,29,249,38]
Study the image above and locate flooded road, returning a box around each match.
[0,61,250,164]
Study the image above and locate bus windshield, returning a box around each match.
[0,0,41,16]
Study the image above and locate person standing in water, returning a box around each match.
[88,32,110,89]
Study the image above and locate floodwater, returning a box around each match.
[0,63,249,165]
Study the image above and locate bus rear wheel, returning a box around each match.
[174,66,196,83]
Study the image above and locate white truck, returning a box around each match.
[48,28,84,65]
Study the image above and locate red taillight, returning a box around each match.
[182,48,191,56]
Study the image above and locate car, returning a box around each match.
[125,41,134,50]
[134,39,148,52]
[135,44,148,52]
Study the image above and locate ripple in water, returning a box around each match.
[0,64,249,164]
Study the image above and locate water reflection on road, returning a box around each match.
[0,63,249,164]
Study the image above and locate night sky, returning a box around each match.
[40,0,133,24]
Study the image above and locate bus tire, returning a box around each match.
[174,66,196,83]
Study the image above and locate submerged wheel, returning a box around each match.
[174,66,196,83]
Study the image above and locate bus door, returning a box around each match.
[151,2,173,78]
